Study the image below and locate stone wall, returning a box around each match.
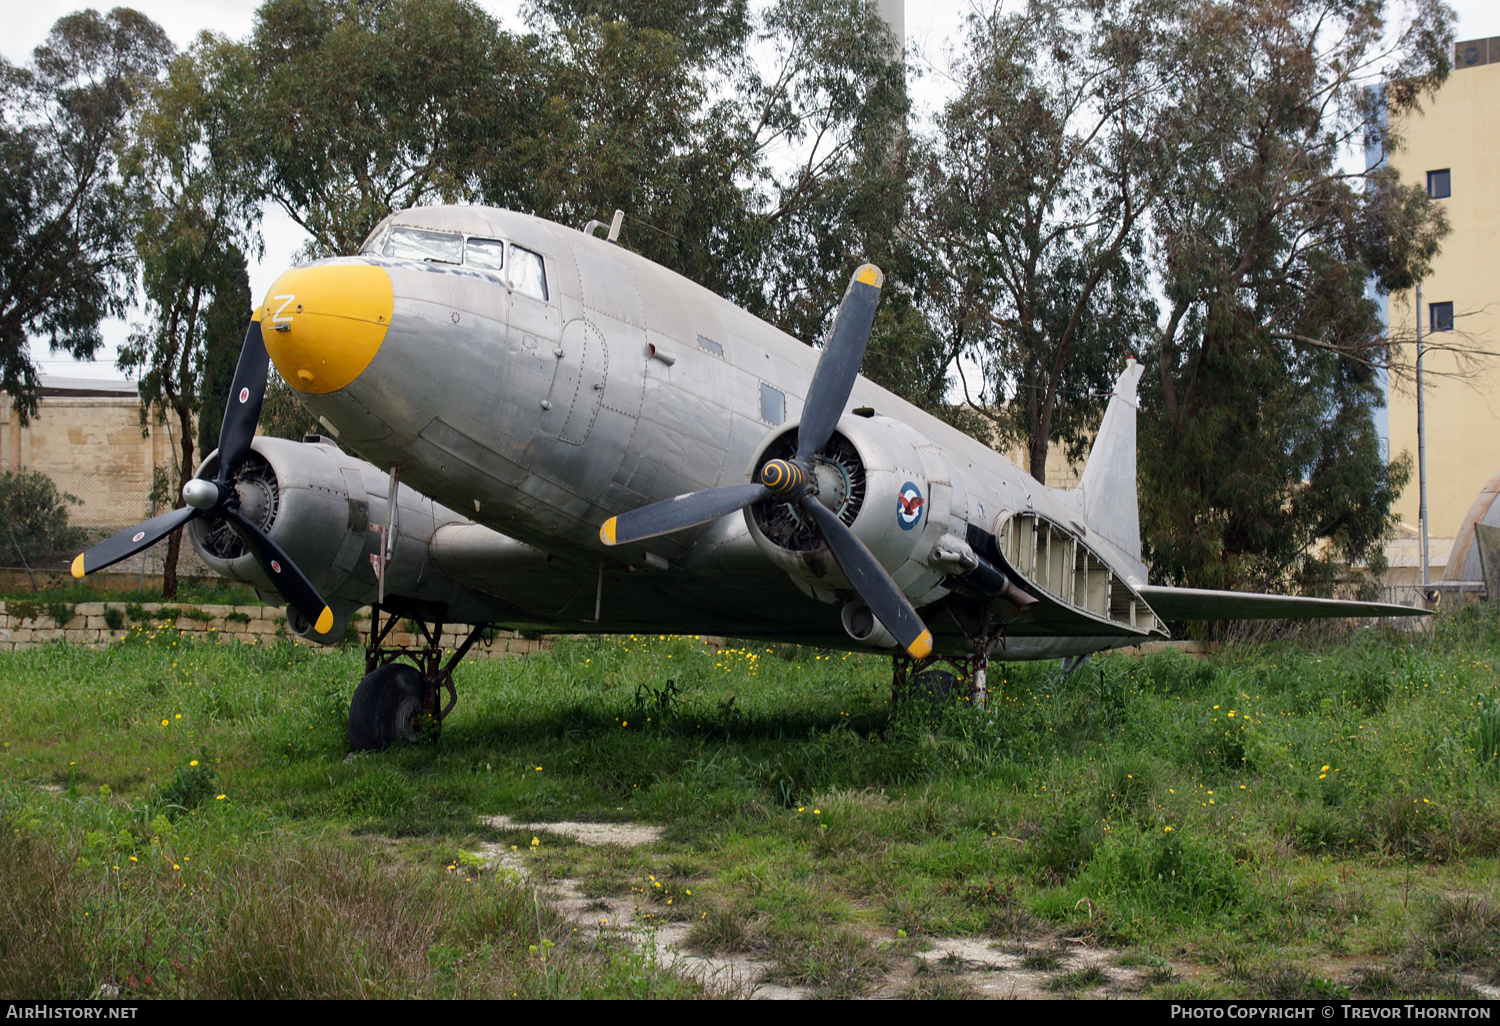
[0,598,1213,660]
[0,600,549,657]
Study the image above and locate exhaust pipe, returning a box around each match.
[842,601,898,648]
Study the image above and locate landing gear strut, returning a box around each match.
[891,600,1007,709]
[348,605,488,751]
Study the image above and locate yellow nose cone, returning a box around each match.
[260,263,394,394]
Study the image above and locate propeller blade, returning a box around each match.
[221,506,334,635]
[72,506,199,578]
[796,264,884,463]
[800,494,932,659]
[601,482,772,547]
[216,320,270,481]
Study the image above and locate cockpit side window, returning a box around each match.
[384,227,463,264]
[359,225,389,255]
[464,237,505,272]
[509,244,548,301]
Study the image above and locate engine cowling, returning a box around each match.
[744,414,951,606]
[188,436,375,643]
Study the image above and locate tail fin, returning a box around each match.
[1056,358,1144,571]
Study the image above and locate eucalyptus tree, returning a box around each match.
[1139,0,1452,593]
[0,9,172,420]
[228,0,540,258]
[918,0,1181,482]
[117,41,261,596]
[510,0,912,358]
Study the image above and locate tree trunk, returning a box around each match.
[162,408,196,600]
[1028,428,1048,484]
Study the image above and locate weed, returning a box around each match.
[1046,965,1108,992]
[1082,830,1244,924]
[762,927,888,999]
[900,975,977,999]
[1019,946,1067,971]
[103,606,124,631]
[1030,799,1098,882]
[633,678,683,721]
[1238,962,1349,999]
[1412,893,1500,972]
[686,906,754,954]
[1472,698,1500,777]
[155,760,219,818]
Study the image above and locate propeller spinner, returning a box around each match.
[71,321,335,636]
[600,264,933,660]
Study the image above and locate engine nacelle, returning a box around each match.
[744,415,952,605]
[187,436,376,643]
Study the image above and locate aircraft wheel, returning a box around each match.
[912,669,961,701]
[348,663,434,751]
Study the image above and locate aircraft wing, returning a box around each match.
[1136,586,1429,621]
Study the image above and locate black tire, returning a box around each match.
[348,663,433,751]
[912,669,962,701]
[893,668,968,708]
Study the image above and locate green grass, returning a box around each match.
[3,621,1500,998]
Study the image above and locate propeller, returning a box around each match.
[71,321,335,635]
[599,264,933,660]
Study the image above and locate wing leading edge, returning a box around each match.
[1137,586,1429,621]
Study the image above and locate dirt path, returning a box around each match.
[470,815,1167,999]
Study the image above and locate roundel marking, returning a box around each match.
[270,559,282,574]
[896,481,925,531]
[132,531,146,543]
[239,387,250,404]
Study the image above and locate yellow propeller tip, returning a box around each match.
[600,518,618,546]
[855,264,884,289]
[71,553,86,579]
[315,607,334,635]
[907,630,933,660]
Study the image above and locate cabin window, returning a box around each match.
[358,226,389,255]
[696,334,724,357]
[384,227,463,264]
[759,383,785,425]
[464,237,505,271]
[509,245,548,301]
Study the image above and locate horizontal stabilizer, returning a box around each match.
[1138,586,1429,621]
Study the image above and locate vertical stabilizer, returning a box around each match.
[1063,358,1144,571]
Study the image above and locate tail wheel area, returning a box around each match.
[349,663,431,750]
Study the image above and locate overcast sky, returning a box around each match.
[8,0,1491,380]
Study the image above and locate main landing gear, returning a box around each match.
[891,597,1007,709]
[348,605,489,751]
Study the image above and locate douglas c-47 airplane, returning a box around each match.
[73,205,1426,750]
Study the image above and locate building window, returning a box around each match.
[759,383,785,425]
[1427,169,1451,199]
[1429,301,1454,333]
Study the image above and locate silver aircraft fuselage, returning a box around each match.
[252,205,1162,658]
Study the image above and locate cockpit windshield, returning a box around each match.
[364,224,548,303]
[383,227,463,264]
[465,238,505,271]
